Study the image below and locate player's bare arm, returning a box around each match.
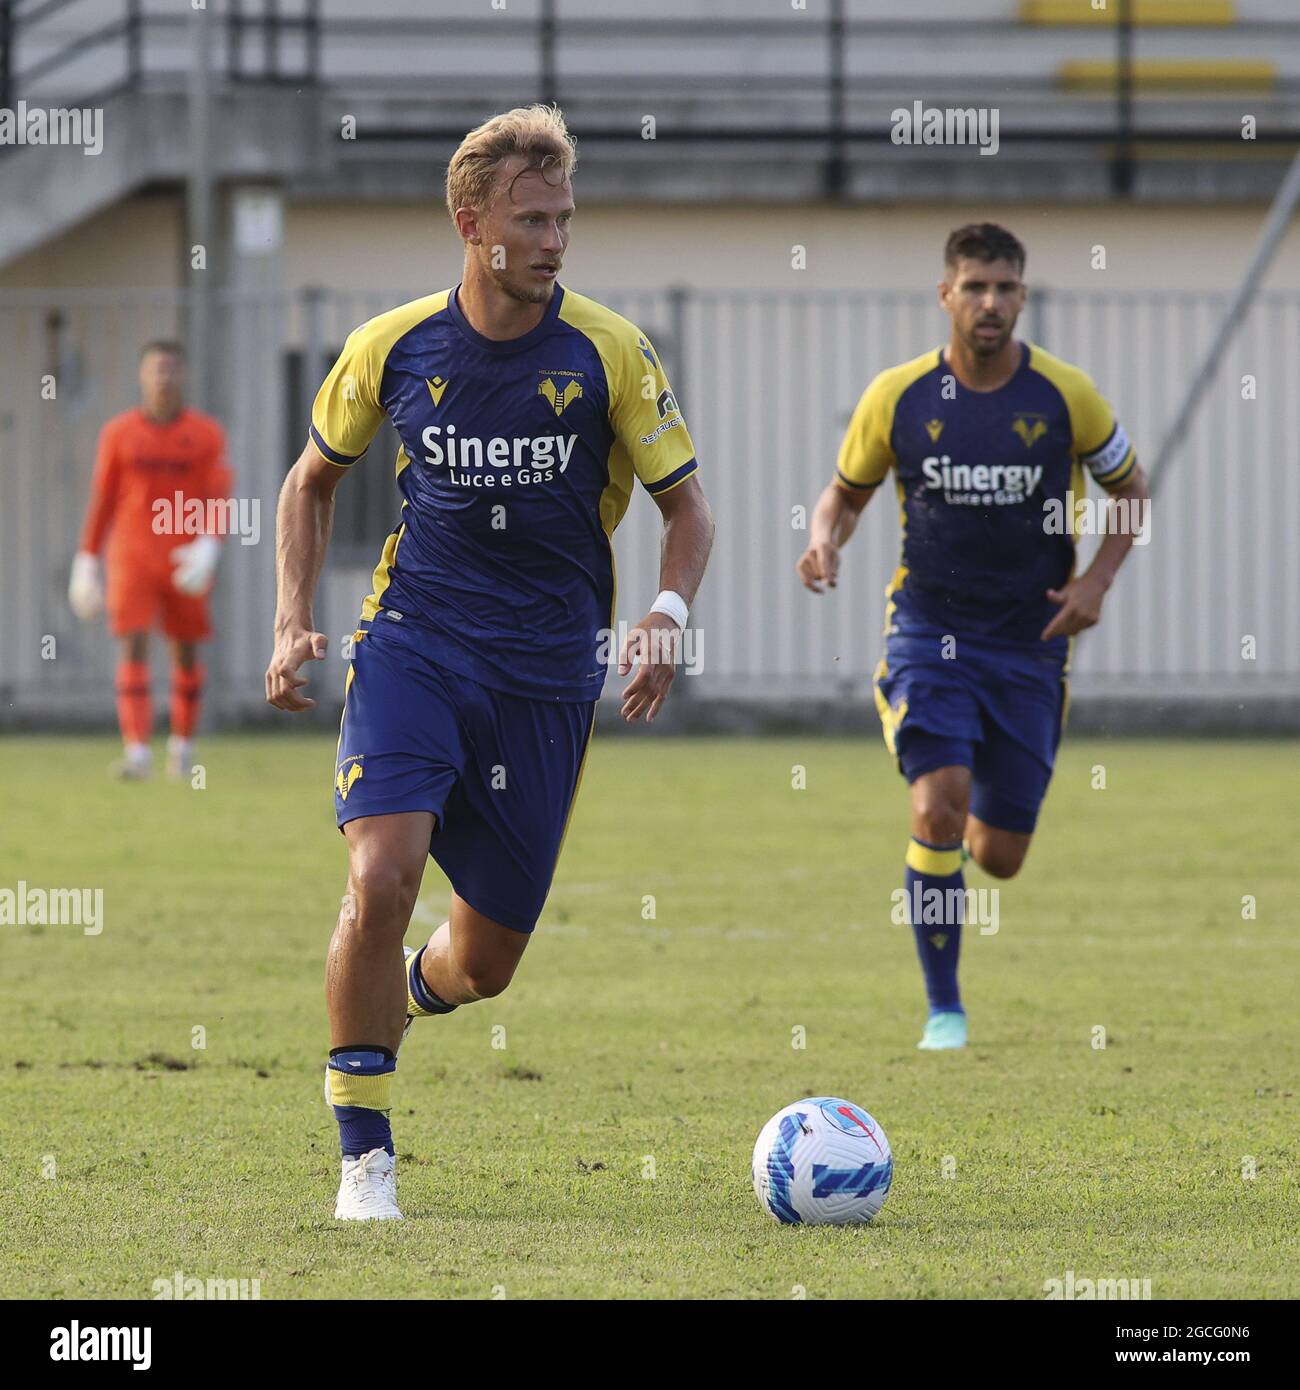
[797,479,873,593]
[1041,462,1150,642]
[618,474,715,724]
[265,439,346,710]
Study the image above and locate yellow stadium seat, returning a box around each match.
[1060,58,1274,90]
[1021,1,1235,24]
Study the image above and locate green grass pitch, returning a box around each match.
[1,733,1295,1299]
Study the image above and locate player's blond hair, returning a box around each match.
[445,105,577,223]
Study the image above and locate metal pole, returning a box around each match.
[1147,147,1300,493]
[186,1,215,411]
[266,0,279,81]
[0,0,14,111]
[1027,284,1049,351]
[1112,0,1134,197]
[826,0,846,198]
[666,283,688,414]
[301,284,324,435]
[228,0,242,81]
[305,0,321,85]
[126,0,142,89]
[540,0,557,107]
[666,281,693,704]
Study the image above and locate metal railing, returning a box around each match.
[0,0,321,113]
[3,1,1298,190]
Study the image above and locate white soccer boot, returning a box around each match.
[334,1148,402,1221]
[166,735,195,780]
[111,742,153,780]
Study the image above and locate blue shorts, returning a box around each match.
[334,620,596,934]
[872,630,1069,835]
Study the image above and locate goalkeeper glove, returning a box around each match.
[68,552,104,621]
[170,535,221,596]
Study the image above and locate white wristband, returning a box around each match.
[650,589,689,630]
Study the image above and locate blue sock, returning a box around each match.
[409,945,458,1015]
[326,1047,396,1159]
[904,837,965,1015]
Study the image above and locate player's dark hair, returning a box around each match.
[944,224,1026,276]
[139,339,186,362]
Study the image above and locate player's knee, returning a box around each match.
[977,855,1021,880]
[971,842,1026,880]
[347,861,422,929]
[912,795,967,847]
[456,960,515,1001]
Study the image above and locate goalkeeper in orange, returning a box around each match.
[69,341,231,779]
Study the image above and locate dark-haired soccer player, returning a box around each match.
[797,223,1148,1050]
[265,105,713,1218]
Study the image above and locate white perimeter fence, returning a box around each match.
[1,285,1297,726]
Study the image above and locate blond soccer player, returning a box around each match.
[265,106,714,1219]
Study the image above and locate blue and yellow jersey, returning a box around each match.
[835,342,1136,648]
[310,284,697,700]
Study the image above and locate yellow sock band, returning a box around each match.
[407,967,436,1019]
[326,1067,394,1111]
[906,838,963,877]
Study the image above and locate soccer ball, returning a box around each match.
[752,1096,893,1225]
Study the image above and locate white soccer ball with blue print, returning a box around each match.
[752,1096,893,1225]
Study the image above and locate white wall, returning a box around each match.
[6,194,1297,295]
[282,201,1300,295]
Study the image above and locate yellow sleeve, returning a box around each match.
[309,326,388,466]
[1072,377,1136,490]
[610,329,698,497]
[835,372,897,492]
